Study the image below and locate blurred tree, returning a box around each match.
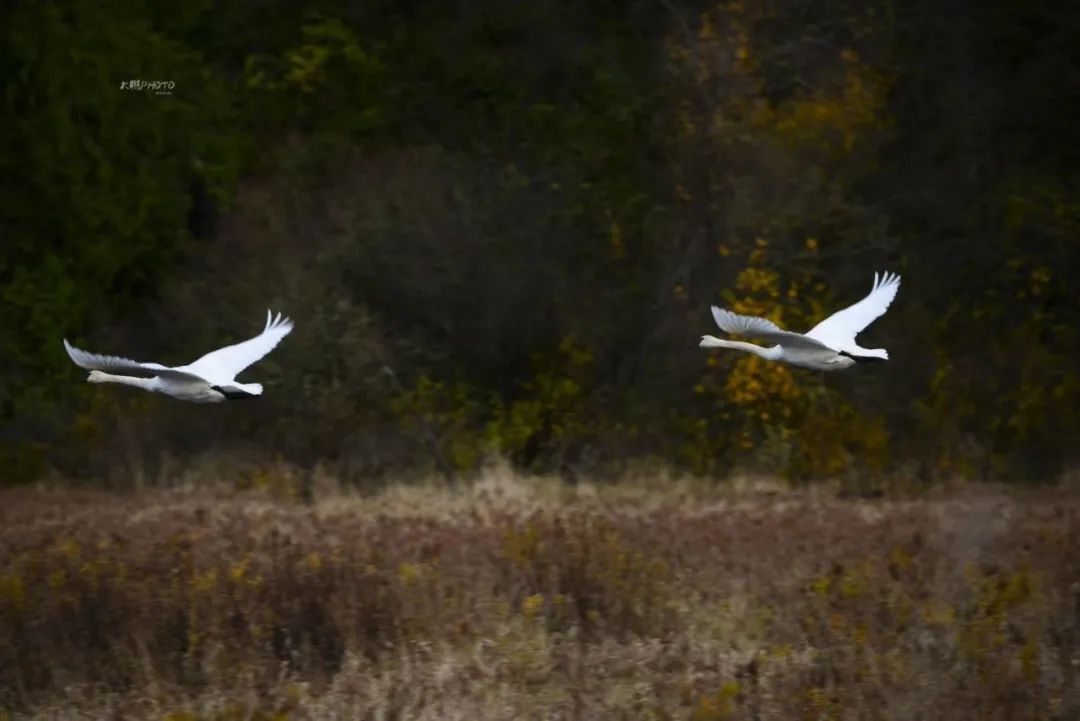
[1,0,1077,485]
[0,1,245,481]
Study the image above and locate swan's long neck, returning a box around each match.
[88,371,157,392]
[699,336,782,360]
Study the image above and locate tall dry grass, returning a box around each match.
[1,466,1078,719]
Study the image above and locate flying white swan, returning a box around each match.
[63,310,294,402]
[700,271,901,371]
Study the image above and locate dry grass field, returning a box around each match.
[2,466,1078,720]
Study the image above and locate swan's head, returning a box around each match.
[699,335,726,348]
[87,370,108,383]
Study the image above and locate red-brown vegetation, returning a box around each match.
[2,472,1078,719]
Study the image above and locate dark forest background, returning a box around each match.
[1,0,1077,488]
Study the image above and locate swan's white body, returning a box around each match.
[64,310,294,403]
[700,271,901,372]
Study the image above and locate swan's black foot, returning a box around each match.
[212,386,259,400]
[838,351,887,364]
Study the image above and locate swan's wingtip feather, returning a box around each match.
[872,270,901,291]
[262,309,294,335]
[260,309,295,334]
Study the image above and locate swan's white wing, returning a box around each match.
[711,307,832,350]
[63,339,206,381]
[804,271,901,349]
[182,310,293,382]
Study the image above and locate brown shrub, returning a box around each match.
[1,478,1078,719]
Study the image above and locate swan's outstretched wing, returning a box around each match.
[63,339,205,381]
[183,310,293,382]
[711,307,831,350]
[804,271,901,349]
